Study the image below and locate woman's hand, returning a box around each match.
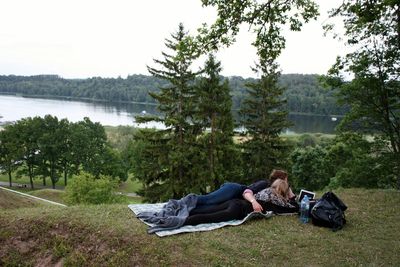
[252,200,263,212]
[287,187,296,199]
[243,190,263,212]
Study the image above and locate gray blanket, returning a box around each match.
[137,193,198,234]
[129,203,275,237]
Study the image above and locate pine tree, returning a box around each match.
[195,0,317,183]
[134,23,200,201]
[194,54,238,190]
[240,63,291,182]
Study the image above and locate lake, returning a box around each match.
[0,94,341,134]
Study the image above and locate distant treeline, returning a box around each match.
[0,74,346,115]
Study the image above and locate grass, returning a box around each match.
[104,125,137,151]
[1,184,142,208]
[0,172,143,195]
[0,188,399,266]
[28,187,142,205]
[28,189,67,205]
[234,132,336,145]
[118,176,143,194]
[0,189,43,209]
[0,173,60,188]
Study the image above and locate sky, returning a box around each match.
[0,0,345,79]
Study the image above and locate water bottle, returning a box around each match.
[300,195,310,223]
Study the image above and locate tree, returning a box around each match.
[325,133,385,189]
[0,125,23,187]
[129,130,171,202]
[57,118,73,186]
[240,70,292,182]
[96,146,128,182]
[195,54,238,190]
[134,23,201,200]
[77,117,108,178]
[197,0,319,66]
[68,121,91,177]
[290,145,330,191]
[37,115,64,189]
[14,117,43,189]
[326,0,400,188]
[196,1,319,181]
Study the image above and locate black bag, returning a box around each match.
[310,191,347,231]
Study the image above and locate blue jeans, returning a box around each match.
[196,182,246,207]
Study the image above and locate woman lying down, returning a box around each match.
[183,179,299,226]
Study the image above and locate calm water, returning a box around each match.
[0,95,341,133]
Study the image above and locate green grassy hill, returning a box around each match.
[1,188,399,266]
[0,189,43,209]
[27,189,66,205]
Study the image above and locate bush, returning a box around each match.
[289,132,398,190]
[64,173,119,205]
[298,133,317,147]
[290,146,330,191]
[325,133,375,188]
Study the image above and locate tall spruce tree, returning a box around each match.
[195,54,238,190]
[194,0,318,182]
[134,23,200,201]
[240,63,291,182]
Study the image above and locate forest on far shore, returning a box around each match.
[0,73,346,116]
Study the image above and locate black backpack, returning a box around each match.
[310,192,347,231]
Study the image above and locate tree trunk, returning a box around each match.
[51,163,56,189]
[392,4,399,191]
[29,165,34,189]
[8,170,12,187]
[64,169,68,186]
[397,154,400,190]
[396,3,400,48]
[210,112,217,188]
[397,174,400,190]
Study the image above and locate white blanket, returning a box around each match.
[128,203,274,237]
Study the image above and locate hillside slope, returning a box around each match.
[0,188,42,209]
[28,189,66,205]
[0,188,399,266]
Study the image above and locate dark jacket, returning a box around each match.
[246,180,270,194]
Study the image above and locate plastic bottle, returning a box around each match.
[300,195,310,223]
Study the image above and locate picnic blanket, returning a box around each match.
[128,203,274,237]
[136,194,198,234]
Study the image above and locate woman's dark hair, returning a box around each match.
[269,169,288,183]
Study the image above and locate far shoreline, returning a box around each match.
[0,92,344,118]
